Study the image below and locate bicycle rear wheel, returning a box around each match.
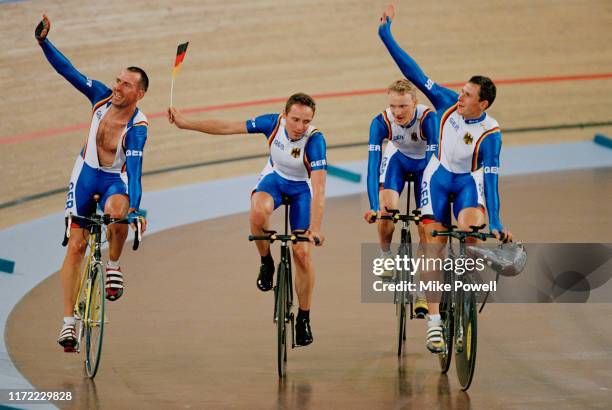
[454,285,478,390]
[276,262,288,378]
[84,262,105,378]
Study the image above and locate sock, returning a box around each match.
[64,316,76,326]
[380,249,392,258]
[261,253,273,265]
[297,308,310,321]
[427,314,441,326]
[107,260,120,269]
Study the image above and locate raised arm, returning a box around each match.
[36,15,110,105]
[378,10,457,111]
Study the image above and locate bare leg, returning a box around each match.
[104,194,129,262]
[249,192,275,257]
[60,227,88,317]
[457,206,486,244]
[378,189,400,252]
[422,221,447,316]
[292,242,314,310]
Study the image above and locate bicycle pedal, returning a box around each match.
[62,342,79,353]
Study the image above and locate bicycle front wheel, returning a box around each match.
[396,298,407,357]
[276,262,288,378]
[395,268,408,357]
[454,286,478,390]
[84,262,105,378]
[438,288,454,373]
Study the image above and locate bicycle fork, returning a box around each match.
[285,246,296,349]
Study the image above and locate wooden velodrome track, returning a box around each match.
[2,0,612,408]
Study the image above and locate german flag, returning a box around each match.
[172,42,189,78]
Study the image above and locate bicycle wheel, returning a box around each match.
[454,284,478,390]
[396,297,407,357]
[395,266,408,356]
[84,262,105,378]
[276,262,288,378]
[438,287,454,373]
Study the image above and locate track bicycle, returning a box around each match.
[248,197,311,378]
[432,224,494,391]
[61,195,142,378]
[379,174,423,357]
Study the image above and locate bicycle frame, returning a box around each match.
[63,208,140,378]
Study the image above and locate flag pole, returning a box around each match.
[170,75,175,108]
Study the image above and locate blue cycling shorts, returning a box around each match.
[254,170,312,231]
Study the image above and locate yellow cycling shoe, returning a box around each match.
[413,296,428,319]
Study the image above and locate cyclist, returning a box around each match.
[378,4,512,353]
[35,15,149,351]
[363,79,437,317]
[167,93,326,346]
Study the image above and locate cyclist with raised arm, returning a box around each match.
[168,93,326,346]
[378,4,512,354]
[35,15,149,351]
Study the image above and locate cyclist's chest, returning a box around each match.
[269,130,308,169]
[440,115,486,164]
[389,122,427,154]
[94,115,127,165]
